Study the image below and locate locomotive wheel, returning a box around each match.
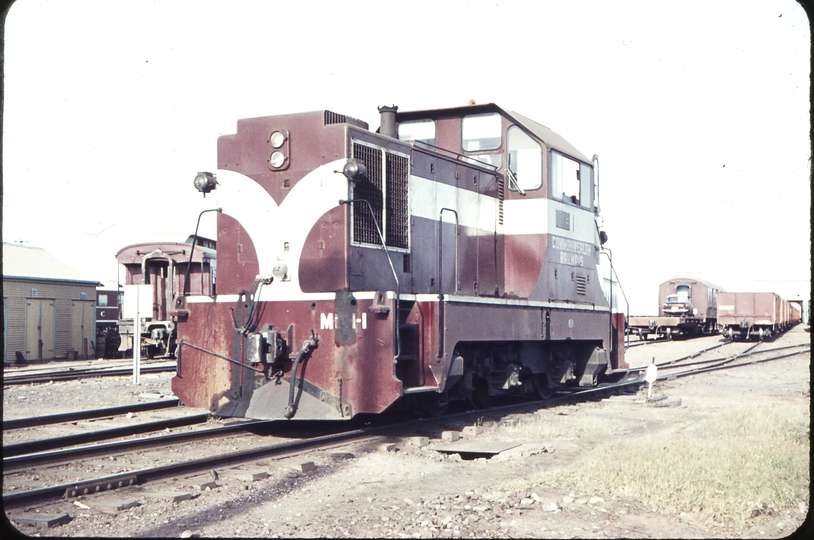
[532,374,554,400]
[421,393,449,417]
[470,376,495,410]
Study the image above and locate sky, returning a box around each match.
[2,0,810,315]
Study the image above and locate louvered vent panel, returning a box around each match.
[324,110,347,125]
[497,176,504,225]
[576,274,587,295]
[385,152,409,249]
[352,143,384,245]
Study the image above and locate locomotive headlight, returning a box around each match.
[193,172,217,194]
[342,159,367,183]
[269,151,286,168]
[269,131,286,148]
[271,262,289,281]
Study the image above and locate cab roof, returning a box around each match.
[395,103,593,165]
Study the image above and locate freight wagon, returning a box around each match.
[717,292,799,340]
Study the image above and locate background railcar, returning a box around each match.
[717,292,799,340]
[628,276,724,339]
[116,235,216,358]
[95,288,122,358]
[171,103,626,420]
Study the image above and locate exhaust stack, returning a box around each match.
[378,105,398,139]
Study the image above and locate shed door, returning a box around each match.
[26,299,55,360]
[71,300,95,358]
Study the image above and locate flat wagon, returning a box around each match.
[628,276,724,339]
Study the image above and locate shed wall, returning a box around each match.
[3,278,99,362]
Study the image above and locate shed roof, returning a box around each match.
[2,243,102,285]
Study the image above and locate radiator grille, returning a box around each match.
[576,274,587,295]
[386,153,409,249]
[352,143,384,245]
[351,142,409,249]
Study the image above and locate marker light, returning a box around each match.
[269,131,286,148]
[269,151,286,168]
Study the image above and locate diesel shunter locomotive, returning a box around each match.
[171,103,627,420]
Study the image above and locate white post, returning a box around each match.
[645,359,658,400]
[134,286,141,385]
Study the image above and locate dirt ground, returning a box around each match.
[3,325,810,538]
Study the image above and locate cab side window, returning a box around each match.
[507,126,542,191]
[398,119,436,146]
[551,151,592,208]
[462,113,502,151]
[462,113,503,169]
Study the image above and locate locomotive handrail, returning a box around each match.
[339,199,401,359]
[437,208,459,360]
[183,207,222,296]
[411,140,499,172]
[600,247,631,351]
[176,339,266,378]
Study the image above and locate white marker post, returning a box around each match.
[123,284,153,385]
[134,289,141,385]
[645,359,658,400]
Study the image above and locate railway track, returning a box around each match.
[3,399,181,430]
[4,338,809,510]
[3,360,176,385]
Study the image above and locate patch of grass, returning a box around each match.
[502,401,809,522]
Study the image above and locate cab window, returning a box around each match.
[398,119,436,146]
[551,151,592,208]
[507,126,542,191]
[462,113,501,152]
